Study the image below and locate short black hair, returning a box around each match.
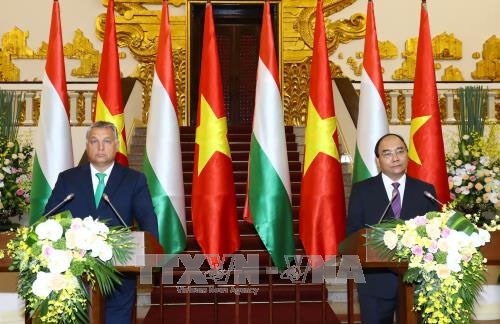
[86,121,119,141]
[374,133,408,158]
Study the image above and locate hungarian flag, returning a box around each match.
[94,0,128,166]
[191,3,240,266]
[30,0,74,224]
[352,0,388,184]
[243,2,295,272]
[143,0,186,254]
[299,0,346,266]
[407,2,450,204]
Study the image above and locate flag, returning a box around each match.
[352,0,388,184]
[94,0,128,166]
[29,0,74,224]
[191,3,240,266]
[299,0,346,266]
[243,2,295,271]
[407,2,450,204]
[143,0,186,254]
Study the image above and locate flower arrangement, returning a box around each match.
[446,130,499,231]
[2,211,133,323]
[0,89,33,226]
[367,208,490,323]
[0,137,33,224]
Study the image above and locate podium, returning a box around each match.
[90,231,163,323]
[0,231,163,324]
[339,229,500,324]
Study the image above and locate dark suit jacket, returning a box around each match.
[347,173,438,298]
[45,162,159,238]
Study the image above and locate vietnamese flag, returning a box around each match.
[94,0,128,166]
[407,1,450,204]
[299,0,346,266]
[191,3,240,267]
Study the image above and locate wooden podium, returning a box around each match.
[339,229,500,324]
[90,231,163,323]
[0,231,163,324]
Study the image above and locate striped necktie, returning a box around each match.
[391,182,402,219]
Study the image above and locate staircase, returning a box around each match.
[128,125,341,324]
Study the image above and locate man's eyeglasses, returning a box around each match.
[380,148,407,160]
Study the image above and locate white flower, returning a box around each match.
[446,248,462,272]
[6,142,14,148]
[480,156,490,167]
[401,230,418,248]
[90,239,113,261]
[32,272,52,298]
[383,231,398,250]
[452,175,463,186]
[47,273,78,292]
[35,219,64,241]
[11,153,17,160]
[0,173,4,180]
[436,264,451,279]
[47,249,73,273]
[437,238,449,252]
[65,227,97,251]
[3,159,10,166]
[18,153,25,160]
[425,219,441,240]
[470,229,491,247]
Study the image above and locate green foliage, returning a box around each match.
[457,86,487,138]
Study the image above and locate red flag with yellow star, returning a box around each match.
[407,2,450,204]
[299,0,346,266]
[94,0,128,166]
[192,3,240,265]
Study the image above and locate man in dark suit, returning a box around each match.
[45,121,159,324]
[347,133,438,324]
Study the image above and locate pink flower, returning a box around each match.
[411,245,423,256]
[24,197,30,204]
[469,176,476,181]
[455,187,462,193]
[450,193,456,199]
[441,227,450,238]
[428,241,438,253]
[424,253,434,262]
[414,215,428,225]
[16,188,24,196]
[43,245,54,257]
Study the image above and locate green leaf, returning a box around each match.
[447,211,478,234]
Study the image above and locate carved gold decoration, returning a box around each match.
[393,33,463,80]
[355,51,363,59]
[2,27,34,58]
[293,0,364,58]
[77,92,86,126]
[433,33,462,60]
[283,57,342,126]
[435,62,441,70]
[346,56,361,76]
[0,50,19,81]
[32,94,41,125]
[338,53,344,59]
[471,35,499,81]
[441,65,464,81]
[472,52,480,59]
[64,29,101,78]
[378,40,397,59]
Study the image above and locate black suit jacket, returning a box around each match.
[347,173,438,298]
[45,162,159,238]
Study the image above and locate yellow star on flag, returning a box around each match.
[195,95,231,175]
[408,115,431,165]
[95,95,127,155]
[303,99,339,174]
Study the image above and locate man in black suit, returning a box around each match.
[45,121,159,324]
[347,133,438,324]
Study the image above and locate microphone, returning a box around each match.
[102,193,128,228]
[43,193,75,218]
[424,191,444,207]
[377,190,398,224]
